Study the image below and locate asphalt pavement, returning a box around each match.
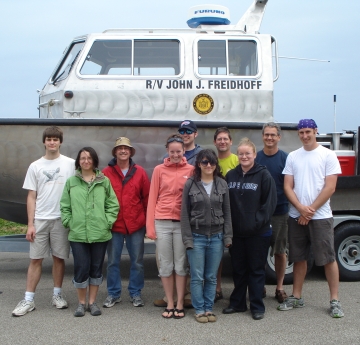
[0,251,359,345]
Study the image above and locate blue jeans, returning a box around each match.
[70,241,109,288]
[106,228,145,298]
[229,235,270,314]
[186,232,224,315]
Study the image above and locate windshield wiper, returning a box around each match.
[52,50,81,86]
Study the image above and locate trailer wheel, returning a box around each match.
[265,246,314,285]
[334,222,360,281]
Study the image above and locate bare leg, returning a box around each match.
[52,255,65,288]
[175,274,186,311]
[274,253,287,290]
[88,285,99,305]
[26,259,43,292]
[324,261,340,300]
[292,261,307,298]
[77,288,87,304]
[216,260,223,293]
[161,273,175,317]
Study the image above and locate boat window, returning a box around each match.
[80,40,132,75]
[198,40,227,75]
[52,41,85,83]
[228,40,257,76]
[134,40,180,76]
[197,40,257,76]
[79,39,180,76]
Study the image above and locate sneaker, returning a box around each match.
[52,294,68,309]
[277,295,305,311]
[103,296,121,308]
[12,299,35,316]
[131,295,144,307]
[275,289,288,303]
[74,303,85,317]
[330,300,344,318]
[88,302,102,316]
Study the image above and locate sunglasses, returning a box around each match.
[200,160,216,167]
[167,137,184,144]
[178,129,194,135]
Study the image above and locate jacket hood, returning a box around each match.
[108,157,134,167]
[236,162,266,176]
[163,156,188,167]
[75,168,105,182]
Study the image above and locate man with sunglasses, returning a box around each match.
[177,120,203,166]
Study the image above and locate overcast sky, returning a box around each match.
[0,0,359,133]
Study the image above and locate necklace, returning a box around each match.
[82,173,95,184]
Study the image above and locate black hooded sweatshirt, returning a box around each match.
[225,162,277,238]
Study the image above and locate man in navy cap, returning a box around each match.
[177,120,203,165]
[278,119,344,318]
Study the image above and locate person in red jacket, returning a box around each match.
[102,137,150,308]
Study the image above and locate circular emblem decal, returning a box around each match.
[193,94,214,115]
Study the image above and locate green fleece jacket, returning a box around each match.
[60,169,119,243]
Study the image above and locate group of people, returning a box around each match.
[11,118,345,321]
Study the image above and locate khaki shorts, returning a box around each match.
[288,217,335,266]
[270,213,288,256]
[154,220,187,277]
[30,219,70,259]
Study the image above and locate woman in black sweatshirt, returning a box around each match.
[223,138,277,321]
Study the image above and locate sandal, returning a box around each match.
[206,312,217,322]
[174,308,185,319]
[195,313,208,323]
[162,308,174,319]
[214,290,223,302]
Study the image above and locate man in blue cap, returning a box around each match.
[278,119,344,318]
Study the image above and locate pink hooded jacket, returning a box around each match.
[146,157,194,239]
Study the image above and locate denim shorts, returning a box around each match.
[288,217,335,266]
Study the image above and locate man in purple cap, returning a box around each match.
[278,119,344,318]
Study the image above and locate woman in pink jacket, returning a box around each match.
[146,134,194,319]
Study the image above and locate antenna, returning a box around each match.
[333,95,337,132]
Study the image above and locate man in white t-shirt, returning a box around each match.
[278,119,344,318]
[12,126,75,317]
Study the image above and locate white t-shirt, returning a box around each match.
[282,145,341,219]
[23,154,75,219]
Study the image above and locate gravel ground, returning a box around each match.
[0,252,359,345]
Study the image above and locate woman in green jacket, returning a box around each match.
[60,147,119,317]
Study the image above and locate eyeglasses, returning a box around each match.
[178,129,194,135]
[200,160,216,167]
[237,152,253,158]
[263,133,279,138]
[167,137,184,144]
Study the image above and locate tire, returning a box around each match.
[265,246,314,285]
[334,222,360,281]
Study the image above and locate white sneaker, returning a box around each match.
[52,294,68,309]
[12,299,35,316]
